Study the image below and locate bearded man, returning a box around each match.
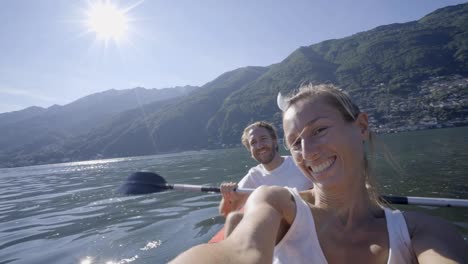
[219,121,313,217]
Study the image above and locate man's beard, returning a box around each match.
[254,144,277,165]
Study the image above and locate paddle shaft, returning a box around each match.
[381,195,468,208]
[162,183,253,193]
[164,183,468,208]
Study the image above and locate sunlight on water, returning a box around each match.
[81,255,140,264]
[105,256,139,264]
[140,240,162,251]
[84,241,163,264]
[80,256,93,264]
[65,157,130,167]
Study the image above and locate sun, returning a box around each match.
[86,1,129,42]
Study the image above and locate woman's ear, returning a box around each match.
[355,113,369,141]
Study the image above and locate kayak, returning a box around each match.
[208,226,225,243]
[208,207,245,243]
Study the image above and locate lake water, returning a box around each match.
[0,127,467,264]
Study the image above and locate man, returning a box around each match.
[219,121,313,217]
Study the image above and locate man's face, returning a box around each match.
[247,127,278,165]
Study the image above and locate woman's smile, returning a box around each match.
[308,156,336,175]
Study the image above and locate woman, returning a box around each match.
[171,84,467,263]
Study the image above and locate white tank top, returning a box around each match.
[273,188,413,264]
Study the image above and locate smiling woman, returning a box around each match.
[85,1,129,42]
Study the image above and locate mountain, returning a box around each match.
[0,86,198,167]
[0,106,47,126]
[0,3,467,168]
[36,66,268,163]
[211,3,468,143]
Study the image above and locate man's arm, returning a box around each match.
[405,211,468,263]
[218,181,249,217]
[218,173,255,217]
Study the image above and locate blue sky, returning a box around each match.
[0,0,466,113]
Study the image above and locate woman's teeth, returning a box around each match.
[310,158,334,173]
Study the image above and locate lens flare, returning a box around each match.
[86,1,129,42]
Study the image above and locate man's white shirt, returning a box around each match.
[238,156,313,190]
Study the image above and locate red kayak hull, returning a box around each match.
[208,226,225,243]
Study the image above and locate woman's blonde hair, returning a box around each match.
[279,83,383,207]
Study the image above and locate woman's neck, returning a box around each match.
[312,181,379,228]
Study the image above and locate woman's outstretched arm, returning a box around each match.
[405,211,468,264]
[170,186,295,264]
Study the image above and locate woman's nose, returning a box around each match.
[301,139,320,161]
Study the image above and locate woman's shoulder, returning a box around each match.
[250,185,295,207]
[299,189,315,204]
[249,186,298,223]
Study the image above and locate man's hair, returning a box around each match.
[241,121,278,150]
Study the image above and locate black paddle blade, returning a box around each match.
[118,171,169,195]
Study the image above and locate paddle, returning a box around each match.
[117,171,254,195]
[118,171,468,208]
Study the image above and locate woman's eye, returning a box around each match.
[313,127,327,136]
[291,140,301,150]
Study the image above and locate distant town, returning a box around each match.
[360,75,467,134]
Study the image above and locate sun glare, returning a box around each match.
[86,1,129,42]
